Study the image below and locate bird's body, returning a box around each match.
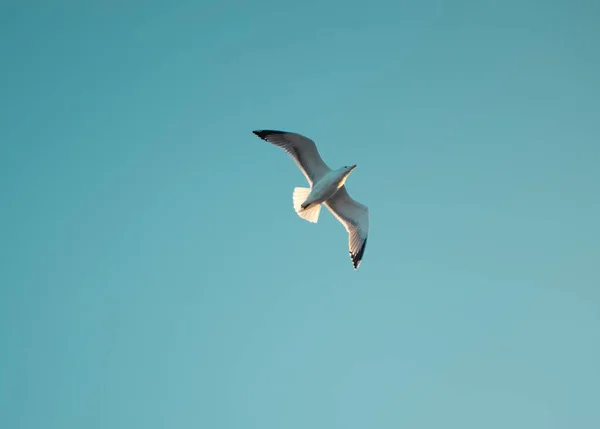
[252,129,370,270]
[300,167,355,209]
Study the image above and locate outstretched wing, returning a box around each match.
[252,130,331,184]
[324,186,369,269]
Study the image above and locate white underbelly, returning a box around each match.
[306,176,342,205]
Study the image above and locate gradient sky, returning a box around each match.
[1,1,599,428]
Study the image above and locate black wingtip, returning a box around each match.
[351,237,368,270]
[252,130,286,140]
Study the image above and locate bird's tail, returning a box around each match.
[292,187,321,223]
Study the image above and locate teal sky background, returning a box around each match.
[1,1,599,428]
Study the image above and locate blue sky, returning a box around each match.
[1,1,599,428]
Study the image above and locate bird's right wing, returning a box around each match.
[324,186,369,269]
[252,130,331,184]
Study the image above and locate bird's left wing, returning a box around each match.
[324,186,369,269]
[252,130,331,184]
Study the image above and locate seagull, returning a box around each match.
[252,130,369,270]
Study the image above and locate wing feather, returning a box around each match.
[324,186,369,269]
[252,130,331,184]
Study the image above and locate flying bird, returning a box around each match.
[252,130,369,269]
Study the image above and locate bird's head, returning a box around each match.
[342,164,357,175]
[337,164,357,187]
